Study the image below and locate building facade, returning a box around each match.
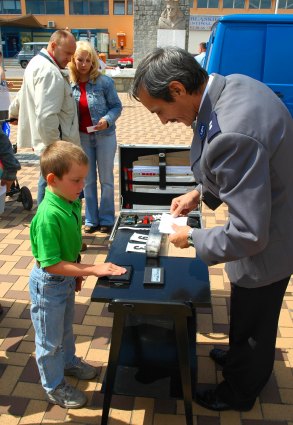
[0,0,292,58]
[0,0,133,57]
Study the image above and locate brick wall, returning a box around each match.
[113,75,134,93]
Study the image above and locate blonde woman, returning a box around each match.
[69,41,122,234]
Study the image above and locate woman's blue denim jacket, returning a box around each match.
[71,74,122,135]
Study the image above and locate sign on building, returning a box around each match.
[189,15,220,31]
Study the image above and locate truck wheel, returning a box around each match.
[20,61,28,69]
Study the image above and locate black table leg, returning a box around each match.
[101,300,195,424]
[175,315,194,425]
[101,310,126,425]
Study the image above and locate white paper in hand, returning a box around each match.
[159,213,187,234]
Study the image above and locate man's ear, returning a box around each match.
[47,173,56,186]
[50,41,57,53]
[168,81,186,98]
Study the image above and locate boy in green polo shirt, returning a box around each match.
[29,140,126,409]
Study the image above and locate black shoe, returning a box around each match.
[209,348,227,367]
[196,389,253,412]
[100,225,113,234]
[84,225,100,234]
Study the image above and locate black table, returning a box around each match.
[91,228,210,425]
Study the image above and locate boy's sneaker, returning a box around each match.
[64,358,97,380]
[47,381,87,409]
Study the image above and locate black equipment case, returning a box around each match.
[109,144,202,242]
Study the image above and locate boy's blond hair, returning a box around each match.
[40,141,88,179]
[68,40,100,83]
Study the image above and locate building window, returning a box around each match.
[223,0,245,7]
[127,0,133,14]
[249,0,271,8]
[89,0,108,14]
[197,0,219,7]
[69,0,109,15]
[25,0,64,14]
[0,0,21,14]
[114,0,125,14]
[113,0,132,14]
[278,0,293,7]
[190,0,194,6]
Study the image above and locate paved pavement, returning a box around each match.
[0,93,292,425]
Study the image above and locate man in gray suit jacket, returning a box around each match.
[131,47,293,412]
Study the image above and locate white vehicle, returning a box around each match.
[17,42,48,69]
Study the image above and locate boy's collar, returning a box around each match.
[45,188,80,215]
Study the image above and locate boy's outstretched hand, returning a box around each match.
[96,263,127,278]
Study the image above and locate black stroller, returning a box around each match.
[1,118,33,211]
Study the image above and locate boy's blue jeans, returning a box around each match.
[80,131,116,227]
[29,264,79,393]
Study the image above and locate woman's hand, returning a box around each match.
[94,118,108,131]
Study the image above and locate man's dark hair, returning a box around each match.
[200,42,207,50]
[130,46,208,102]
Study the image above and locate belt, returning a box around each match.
[36,254,81,268]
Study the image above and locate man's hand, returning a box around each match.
[8,117,18,126]
[169,224,191,249]
[1,179,13,192]
[170,190,201,218]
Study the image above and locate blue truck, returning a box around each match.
[204,14,293,117]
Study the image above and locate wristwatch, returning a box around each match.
[187,228,194,247]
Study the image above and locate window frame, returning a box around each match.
[113,0,125,15]
[127,0,133,15]
[248,0,272,8]
[223,0,245,7]
[197,0,219,8]
[25,0,65,14]
[69,0,109,15]
[0,0,21,14]
[278,0,293,7]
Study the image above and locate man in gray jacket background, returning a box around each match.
[9,30,79,204]
[131,47,293,412]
